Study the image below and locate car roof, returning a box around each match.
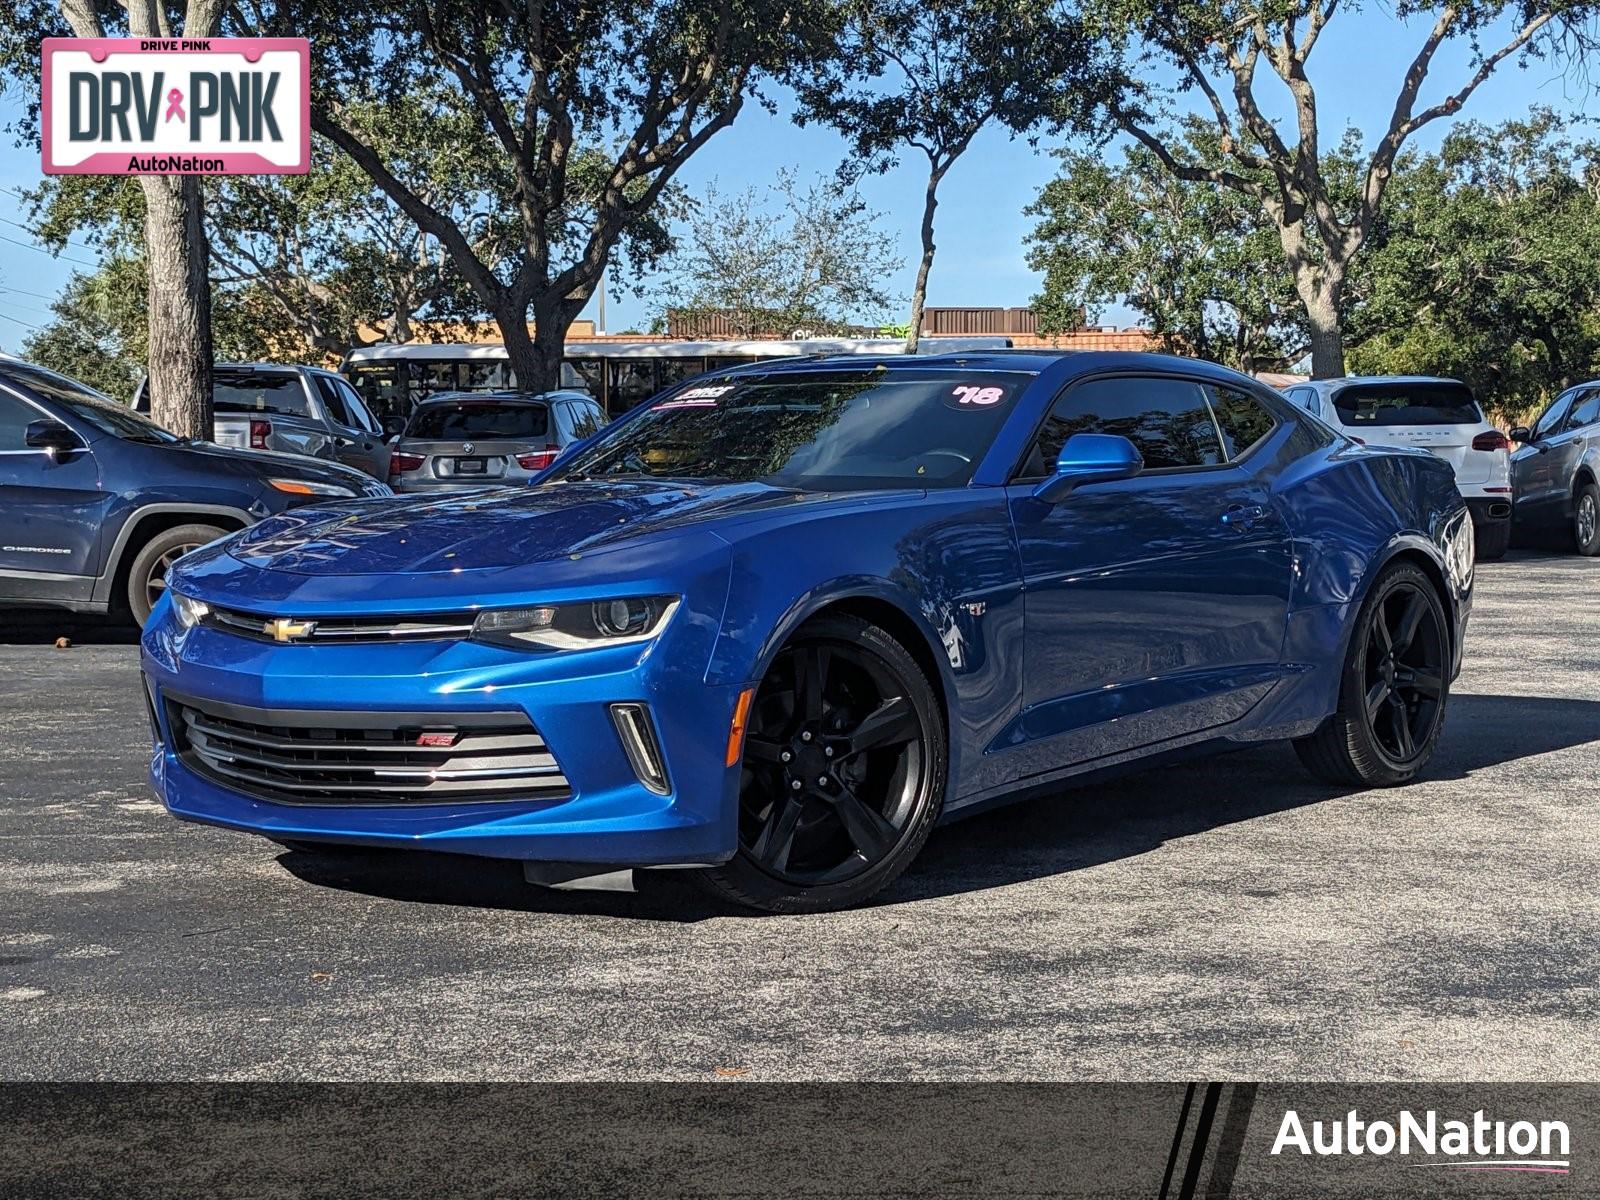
[1303,375,1468,391]
[413,389,586,406]
[710,348,1273,390]
[211,362,340,377]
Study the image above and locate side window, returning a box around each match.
[608,360,659,415]
[1023,376,1225,477]
[569,401,604,440]
[338,380,380,434]
[1285,387,1317,413]
[0,392,37,450]
[1563,388,1600,432]
[1205,385,1279,459]
[313,376,351,426]
[1532,393,1573,440]
[568,358,604,398]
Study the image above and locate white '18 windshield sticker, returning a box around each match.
[950,385,1006,407]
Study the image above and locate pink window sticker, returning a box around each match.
[655,383,736,409]
[949,384,1007,407]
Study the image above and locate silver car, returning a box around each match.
[388,390,607,493]
[1511,383,1600,555]
[135,363,391,480]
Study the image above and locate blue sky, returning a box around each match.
[0,10,1588,353]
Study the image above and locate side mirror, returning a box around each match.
[25,419,84,461]
[1031,433,1144,504]
[1509,426,1532,444]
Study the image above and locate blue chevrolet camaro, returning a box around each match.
[141,351,1474,912]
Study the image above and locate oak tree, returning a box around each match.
[1101,0,1599,377]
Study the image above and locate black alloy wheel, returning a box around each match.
[1360,582,1447,764]
[1295,561,1451,787]
[693,614,946,913]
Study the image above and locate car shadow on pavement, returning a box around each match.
[0,610,140,646]
[274,691,1600,919]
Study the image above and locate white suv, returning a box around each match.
[1282,376,1513,560]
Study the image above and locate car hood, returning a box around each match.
[129,436,375,490]
[225,479,821,575]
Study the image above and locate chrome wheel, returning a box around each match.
[738,639,927,886]
[1362,581,1446,765]
[1577,492,1597,550]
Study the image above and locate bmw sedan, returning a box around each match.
[141,352,1474,912]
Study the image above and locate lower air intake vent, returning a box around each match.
[169,696,569,806]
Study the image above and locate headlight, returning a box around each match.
[267,478,357,498]
[172,590,210,630]
[472,596,679,650]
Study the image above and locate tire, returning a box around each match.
[1573,480,1600,556]
[1294,561,1450,788]
[125,523,226,626]
[691,614,947,913]
[1474,517,1510,561]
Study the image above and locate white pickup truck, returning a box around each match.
[135,362,390,480]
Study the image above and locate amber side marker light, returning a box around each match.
[726,686,756,767]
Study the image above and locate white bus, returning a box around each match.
[341,337,1013,423]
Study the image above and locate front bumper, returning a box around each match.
[140,594,744,868]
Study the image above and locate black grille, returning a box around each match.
[200,604,476,643]
[169,696,569,806]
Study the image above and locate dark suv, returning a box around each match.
[1512,383,1600,555]
[0,357,391,624]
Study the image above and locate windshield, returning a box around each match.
[1332,382,1481,427]
[549,369,1030,490]
[3,361,179,442]
[406,399,550,440]
[214,372,312,418]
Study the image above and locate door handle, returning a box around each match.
[1221,503,1266,527]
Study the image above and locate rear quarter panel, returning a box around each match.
[1244,441,1471,735]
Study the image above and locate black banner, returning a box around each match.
[0,1084,1591,1197]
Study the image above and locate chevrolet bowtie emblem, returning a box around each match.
[263,617,317,643]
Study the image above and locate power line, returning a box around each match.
[0,283,57,301]
[0,186,113,254]
[0,231,97,267]
[0,212,104,255]
[0,307,44,333]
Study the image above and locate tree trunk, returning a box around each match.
[532,306,570,393]
[904,167,943,355]
[499,314,547,392]
[1293,268,1347,380]
[138,174,213,438]
[61,0,221,440]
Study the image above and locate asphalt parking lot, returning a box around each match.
[2,549,1597,1082]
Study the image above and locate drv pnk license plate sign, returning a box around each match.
[42,38,309,175]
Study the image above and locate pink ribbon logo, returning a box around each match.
[164,88,185,123]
